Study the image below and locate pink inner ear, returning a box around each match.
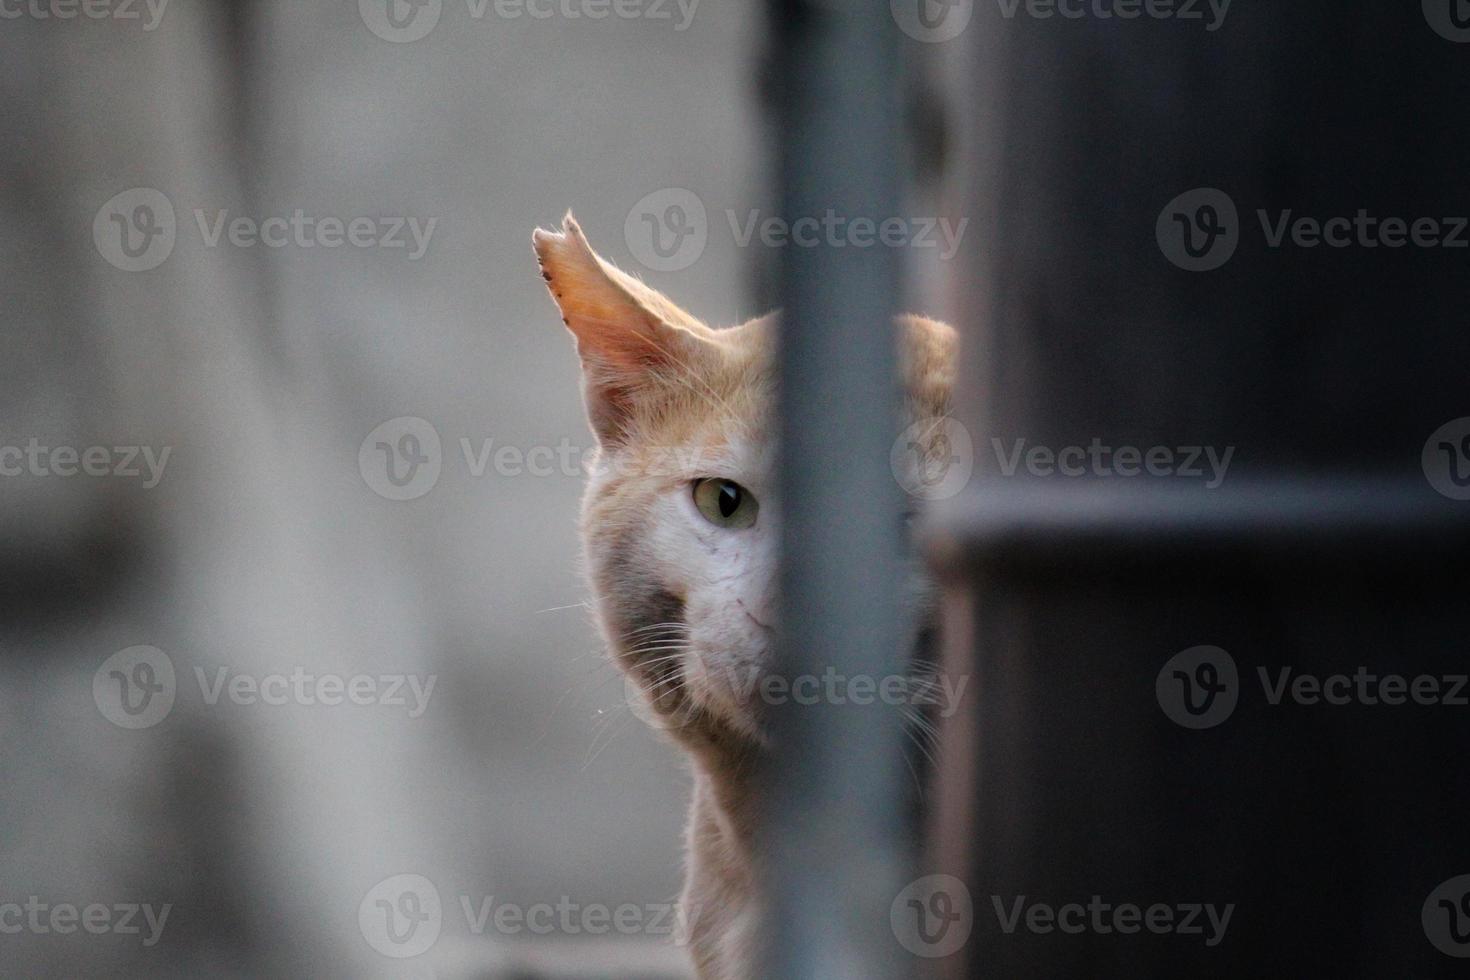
[536,225,673,371]
[572,317,686,446]
[533,217,722,444]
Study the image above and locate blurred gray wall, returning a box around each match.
[0,1,763,975]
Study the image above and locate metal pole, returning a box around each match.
[762,1,912,977]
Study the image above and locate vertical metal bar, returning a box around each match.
[762,1,911,977]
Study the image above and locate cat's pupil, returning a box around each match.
[718,482,740,517]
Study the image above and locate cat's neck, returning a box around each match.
[682,739,762,978]
[683,725,762,857]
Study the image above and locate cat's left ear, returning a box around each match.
[532,214,714,445]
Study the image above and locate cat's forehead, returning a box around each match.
[648,319,773,435]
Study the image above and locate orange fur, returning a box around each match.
[533,215,955,979]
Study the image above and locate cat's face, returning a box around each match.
[534,215,953,748]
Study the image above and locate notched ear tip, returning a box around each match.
[532,212,599,283]
[531,225,563,268]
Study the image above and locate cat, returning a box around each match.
[532,214,956,979]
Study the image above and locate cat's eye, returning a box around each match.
[692,478,759,529]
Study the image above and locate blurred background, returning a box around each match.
[14,1,1470,977]
[0,2,800,975]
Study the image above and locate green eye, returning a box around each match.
[692,478,758,529]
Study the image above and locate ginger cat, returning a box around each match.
[532,215,955,979]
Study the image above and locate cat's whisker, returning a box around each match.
[534,601,593,615]
[630,655,689,671]
[621,637,690,653]
[907,710,941,738]
[900,747,926,800]
[582,711,634,771]
[626,633,690,645]
[622,649,691,665]
[646,680,688,706]
[900,709,942,769]
[625,634,689,645]
[622,621,692,640]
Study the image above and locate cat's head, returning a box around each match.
[533,214,954,750]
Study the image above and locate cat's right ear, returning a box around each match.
[532,214,710,445]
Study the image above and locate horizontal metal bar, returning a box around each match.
[924,477,1470,576]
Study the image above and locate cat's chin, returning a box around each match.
[678,648,773,748]
[688,686,769,750]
